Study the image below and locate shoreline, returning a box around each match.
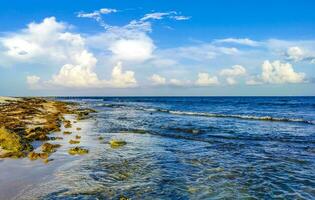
[0,97,95,160]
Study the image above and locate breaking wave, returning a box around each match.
[141,108,315,125]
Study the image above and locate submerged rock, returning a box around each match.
[41,142,61,154]
[76,127,82,131]
[98,136,104,140]
[109,140,127,148]
[75,108,96,120]
[63,131,72,135]
[64,120,72,128]
[0,127,32,158]
[69,139,80,144]
[68,146,89,155]
[28,152,49,160]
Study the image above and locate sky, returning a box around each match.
[0,0,314,96]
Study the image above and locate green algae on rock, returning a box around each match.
[0,98,80,159]
[64,120,72,128]
[0,127,32,158]
[68,146,89,155]
[98,136,104,140]
[63,131,72,135]
[69,139,80,144]
[28,151,49,161]
[75,108,96,120]
[109,140,127,148]
[41,142,61,154]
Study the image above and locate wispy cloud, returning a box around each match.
[77,8,117,29]
[214,38,261,47]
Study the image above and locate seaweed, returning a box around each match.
[68,147,89,155]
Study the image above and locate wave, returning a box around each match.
[141,108,315,125]
[96,103,315,125]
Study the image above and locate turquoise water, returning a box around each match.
[18,97,315,199]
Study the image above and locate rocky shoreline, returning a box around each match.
[0,97,95,161]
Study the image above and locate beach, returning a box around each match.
[0,96,314,199]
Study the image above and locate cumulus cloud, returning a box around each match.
[149,74,166,85]
[86,16,156,63]
[26,75,41,89]
[247,60,305,84]
[220,65,246,85]
[107,62,137,88]
[285,46,315,63]
[220,65,246,76]
[1,17,68,62]
[109,37,155,61]
[0,17,138,89]
[286,46,304,62]
[50,50,103,88]
[195,73,219,86]
[214,38,261,47]
[261,60,305,83]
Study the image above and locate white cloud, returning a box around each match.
[159,44,239,62]
[99,8,117,14]
[261,60,305,84]
[77,8,117,29]
[50,50,103,88]
[245,78,262,85]
[149,74,166,85]
[169,79,191,86]
[26,75,41,89]
[195,73,219,86]
[170,15,191,21]
[141,12,172,21]
[107,62,137,88]
[1,17,67,61]
[109,37,155,62]
[220,65,246,76]
[140,11,191,22]
[286,46,304,62]
[285,46,315,63]
[226,77,237,85]
[77,8,117,18]
[247,60,305,84]
[1,17,137,89]
[220,65,246,85]
[214,38,261,47]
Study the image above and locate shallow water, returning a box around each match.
[1,97,315,199]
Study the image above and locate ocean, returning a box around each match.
[8,97,315,199]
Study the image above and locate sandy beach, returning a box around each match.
[0,97,97,199]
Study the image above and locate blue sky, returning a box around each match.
[0,0,314,96]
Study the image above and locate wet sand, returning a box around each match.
[0,114,96,200]
[0,97,96,199]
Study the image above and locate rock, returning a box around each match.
[41,142,61,153]
[69,139,80,144]
[63,131,72,135]
[0,127,32,158]
[64,120,72,128]
[76,127,82,131]
[68,147,89,155]
[75,135,81,139]
[98,136,104,140]
[109,140,127,148]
